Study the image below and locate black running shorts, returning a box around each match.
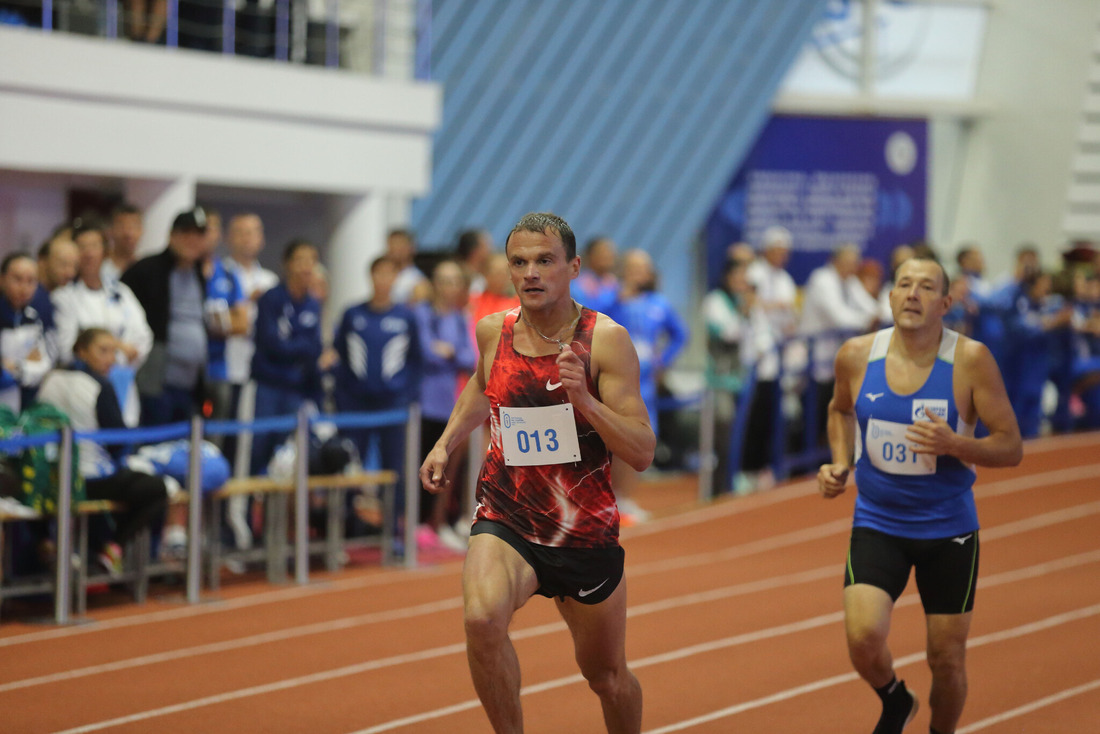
[471,520,625,605]
[844,526,980,614]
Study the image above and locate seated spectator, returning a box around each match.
[52,218,153,427]
[36,328,171,575]
[121,207,210,426]
[0,253,54,412]
[332,256,421,532]
[415,260,476,551]
[250,239,324,476]
[571,236,619,312]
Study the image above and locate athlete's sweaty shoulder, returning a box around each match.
[832,332,876,412]
[589,312,638,384]
[476,310,508,382]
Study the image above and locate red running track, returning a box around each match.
[1,430,1098,733]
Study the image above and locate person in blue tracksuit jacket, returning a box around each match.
[250,239,324,475]
[332,255,421,518]
[818,256,1022,734]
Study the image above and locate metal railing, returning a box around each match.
[0,405,418,624]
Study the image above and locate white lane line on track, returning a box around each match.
[14,501,1100,696]
[6,492,1099,696]
[4,438,1093,649]
[640,603,1100,734]
[45,546,1100,734]
[0,562,462,649]
[347,551,1100,734]
[956,678,1100,732]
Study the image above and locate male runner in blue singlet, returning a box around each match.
[818,256,1022,734]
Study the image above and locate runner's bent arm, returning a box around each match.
[419,314,499,492]
[818,336,870,498]
[907,339,1022,467]
[559,316,655,472]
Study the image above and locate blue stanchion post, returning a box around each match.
[325,0,339,68]
[166,0,178,47]
[274,0,289,61]
[222,0,235,55]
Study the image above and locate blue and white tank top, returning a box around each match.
[853,327,978,538]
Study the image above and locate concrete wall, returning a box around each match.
[941,0,1098,278]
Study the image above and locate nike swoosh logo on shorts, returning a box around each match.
[546,379,563,391]
[952,534,973,545]
[577,578,609,598]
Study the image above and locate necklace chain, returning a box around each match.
[521,302,581,352]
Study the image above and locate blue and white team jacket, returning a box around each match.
[333,302,421,407]
[853,327,978,539]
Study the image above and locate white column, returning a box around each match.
[124,176,197,257]
[325,192,386,334]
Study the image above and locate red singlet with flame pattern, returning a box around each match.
[475,307,618,548]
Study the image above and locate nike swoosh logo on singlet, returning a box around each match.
[578,578,609,597]
[546,379,563,391]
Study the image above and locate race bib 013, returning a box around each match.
[500,404,582,467]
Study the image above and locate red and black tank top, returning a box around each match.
[476,307,617,548]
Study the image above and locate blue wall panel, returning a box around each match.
[413,0,828,315]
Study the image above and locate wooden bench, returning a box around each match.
[205,470,398,589]
[0,497,183,623]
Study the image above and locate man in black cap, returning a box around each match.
[121,207,210,426]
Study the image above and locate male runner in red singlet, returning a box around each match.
[421,212,655,734]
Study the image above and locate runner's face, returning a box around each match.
[890,259,949,329]
[506,229,579,311]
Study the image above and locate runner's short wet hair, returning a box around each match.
[506,212,576,260]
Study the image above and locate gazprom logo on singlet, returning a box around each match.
[912,399,948,422]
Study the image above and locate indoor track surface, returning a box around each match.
[1,430,1098,733]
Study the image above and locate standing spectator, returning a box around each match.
[121,207,209,426]
[605,249,688,521]
[746,225,799,341]
[800,244,879,447]
[570,236,619,312]
[52,219,153,427]
[332,256,421,532]
[415,260,477,551]
[103,203,144,284]
[249,239,324,476]
[200,210,248,428]
[36,231,79,294]
[467,252,520,347]
[1003,270,1073,438]
[1070,270,1100,428]
[0,253,54,412]
[222,212,280,413]
[221,213,278,552]
[703,257,777,494]
[387,228,431,305]
[37,328,171,576]
[30,229,77,354]
[456,228,494,297]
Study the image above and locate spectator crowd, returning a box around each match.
[3,201,1100,583]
